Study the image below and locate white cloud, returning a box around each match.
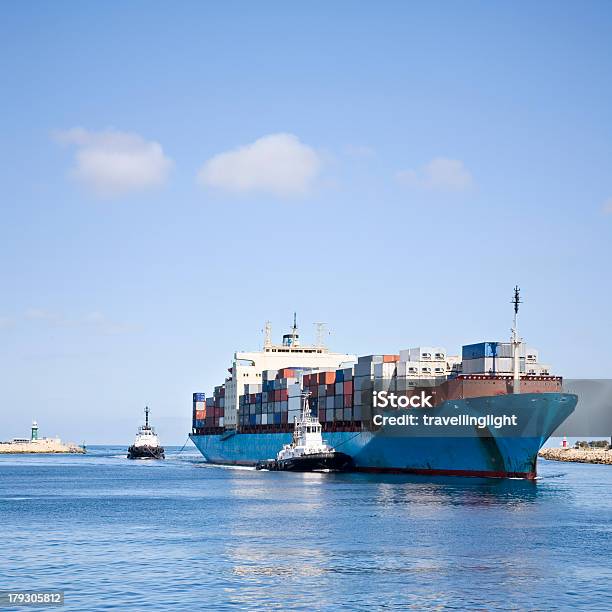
[396,157,474,192]
[602,198,612,214]
[197,133,321,197]
[55,128,173,197]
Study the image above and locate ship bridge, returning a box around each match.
[222,316,356,429]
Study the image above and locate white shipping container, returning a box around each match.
[261,414,268,425]
[374,362,396,378]
[288,396,301,412]
[288,382,302,398]
[219,417,224,427]
[525,363,551,375]
[462,357,524,374]
[399,347,445,362]
[432,347,446,361]
[397,361,420,377]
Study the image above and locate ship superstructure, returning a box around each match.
[195,316,356,430]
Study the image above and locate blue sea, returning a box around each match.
[1,446,611,611]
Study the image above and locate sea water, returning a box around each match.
[0,447,610,610]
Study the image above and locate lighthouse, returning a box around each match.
[31,420,39,441]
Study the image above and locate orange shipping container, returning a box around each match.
[383,354,400,363]
[319,371,336,384]
[195,409,206,420]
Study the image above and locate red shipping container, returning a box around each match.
[279,389,288,401]
[319,409,326,422]
[344,394,353,408]
[383,354,400,363]
[303,374,312,386]
[326,383,335,396]
[343,381,353,394]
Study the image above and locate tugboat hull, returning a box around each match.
[127,445,165,460]
[256,451,353,472]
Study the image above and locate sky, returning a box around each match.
[1,1,611,444]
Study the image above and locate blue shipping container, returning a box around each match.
[462,342,499,360]
[193,392,206,401]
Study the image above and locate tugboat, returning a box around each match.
[127,406,165,460]
[256,393,353,472]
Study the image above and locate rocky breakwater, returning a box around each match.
[538,447,612,465]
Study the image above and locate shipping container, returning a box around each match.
[462,342,514,360]
[319,371,336,385]
[383,354,400,363]
[462,356,526,374]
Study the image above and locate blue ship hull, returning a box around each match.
[190,392,577,479]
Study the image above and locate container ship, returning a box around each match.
[190,291,577,479]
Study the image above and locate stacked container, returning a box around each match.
[461,342,537,375]
[238,370,302,428]
[302,367,355,424]
[193,392,206,429]
[394,347,450,390]
[208,386,225,428]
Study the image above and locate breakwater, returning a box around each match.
[0,439,85,454]
[539,447,612,465]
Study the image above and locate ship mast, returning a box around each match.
[511,286,522,394]
[145,405,150,429]
[282,312,300,347]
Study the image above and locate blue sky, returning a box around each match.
[1,1,611,443]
